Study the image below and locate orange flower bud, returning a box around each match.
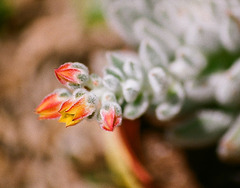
[99,103,122,131]
[55,62,89,87]
[36,89,70,120]
[58,92,97,127]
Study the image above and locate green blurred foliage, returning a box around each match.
[0,0,13,32]
[73,0,105,28]
[84,0,105,27]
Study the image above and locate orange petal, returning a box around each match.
[66,97,86,114]
[55,63,82,85]
[59,99,76,113]
[55,68,80,84]
[66,97,95,121]
[36,93,60,113]
[38,111,61,120]
[36,89,71,120]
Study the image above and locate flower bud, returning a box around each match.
[58,92,97,127]
[99,102,122,131]
[35,89,71,120]
[55,62,89,88]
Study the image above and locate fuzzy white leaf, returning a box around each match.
[214,74,240,106]
[122,79,141,103]
[103,74,121,93]
[170,46,207,80]
[139,39,168,70]
[123,94,149,120]
[123,59,143,82]
[218,114,240,162]
[105,66,125,81]
[220,9,240,52]
[229,58,240,80]
[106,1,143,45]
[155,82,185,121]
[184,79,214,103]
[170,58,197,81]
[106,52,124,71]
[134,19,180,56]
[148,67,168,102]
[153,0,194,37]
[73,88,88,98]
[88,73,103,89]
[184,24,220,53]
[101,91,117,103]
[168,110,233,147]
[155,103,181,121]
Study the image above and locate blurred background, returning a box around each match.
[3,1,240,188]
[0,0,125,187]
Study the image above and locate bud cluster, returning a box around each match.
[36,62,122,131]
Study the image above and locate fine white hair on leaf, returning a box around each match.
[122,79,141,103]
[123,59,143,82]
[155,82,185,121]
[139,39,169,70]
[155,102,181,121]
[102,74,121,93]
[218,114,240,161]
[134,18,180,56]
[123,93,149,120]
[219,11,240,52]
[148,67,168,102]
[184,80,214,103]
[167,109,233,147]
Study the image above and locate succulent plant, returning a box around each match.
[36,0,240,162]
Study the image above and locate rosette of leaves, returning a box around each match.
[37,0,240,162]
[101,0,240,162]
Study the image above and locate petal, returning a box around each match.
[55,68,80,84]
[66,97,95,121]
[55,63,82,85]
[66,97,86,114]
[113,116,122,127]
[57,62,72,70]
[36,93,60,113]
[38,112,61,120]
[58,113,81,127]
[36,89,71,120]
[59,99,76,113]
[100,107,116,131]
